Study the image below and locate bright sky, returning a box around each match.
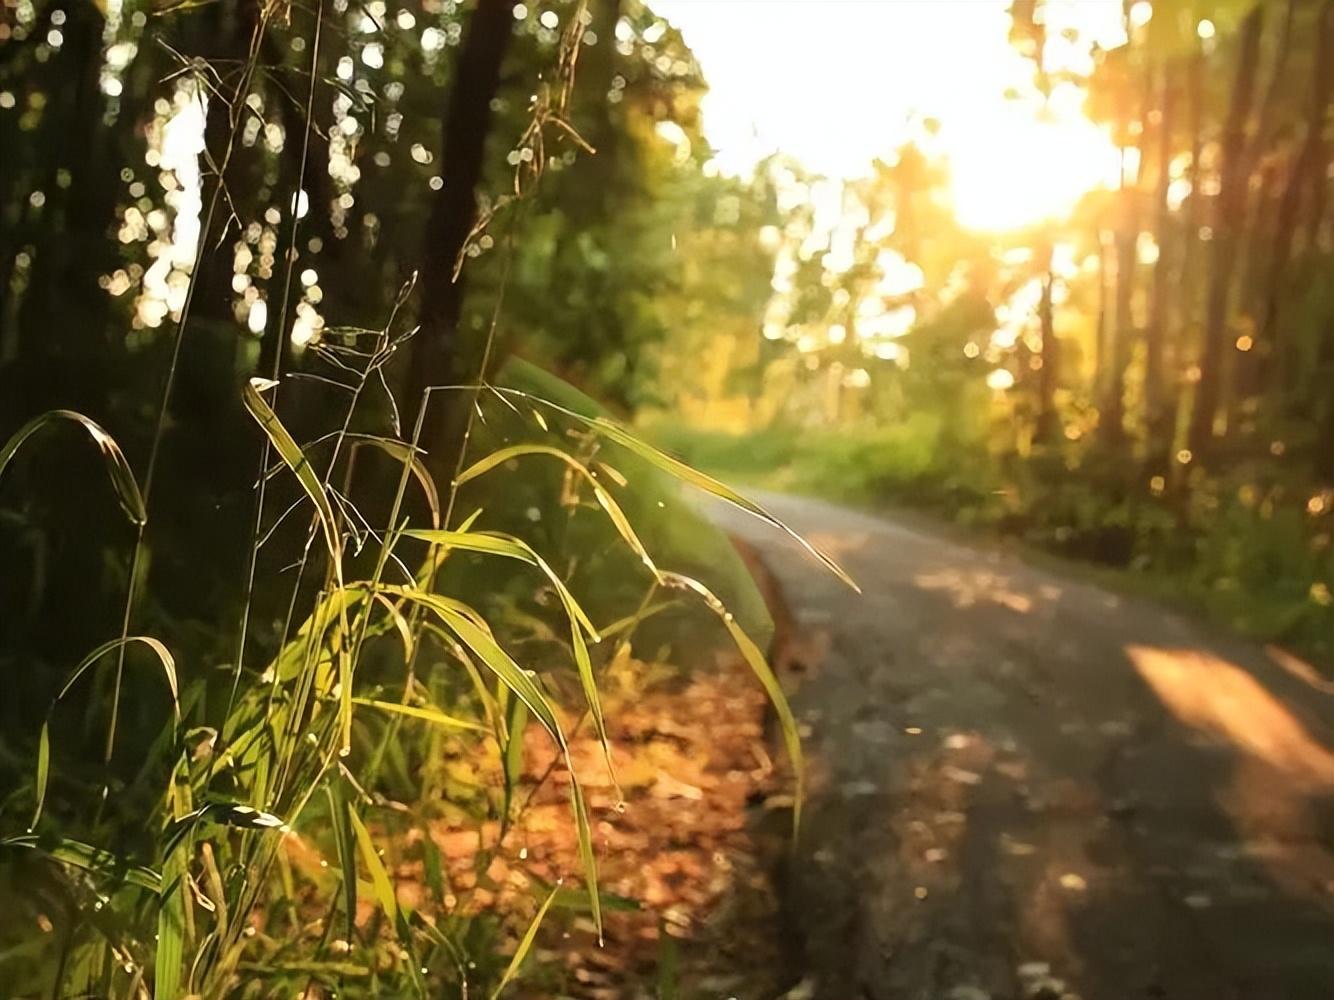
[653,0,1131,231]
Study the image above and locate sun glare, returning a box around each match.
[943,111,1121,232]
[656,0,1127,233]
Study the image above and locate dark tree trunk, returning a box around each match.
[1145,60,1176,467]
[1167,39,1207,482]
[1189,6,1264,457]
[407,0,513,462]
[1103,139,1137,449]
[1260,1,1334,396]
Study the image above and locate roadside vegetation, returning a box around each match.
[642,2,1334,669]
[0,1,844,995]
[3,0,1334,996]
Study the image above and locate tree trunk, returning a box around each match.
[1260,1,1334,395]
[1189,6,1264,457]
[1144,59,1175,467]
[407,0,513,462]
[1103,133,1137,449]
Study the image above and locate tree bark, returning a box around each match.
[1189,6,1264,457]
[1103,143,1136,448]
[1259,1,1334,395]
[407,0,513,461]
[1144,59,1175,466]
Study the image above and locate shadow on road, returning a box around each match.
[713,493,1334,1000]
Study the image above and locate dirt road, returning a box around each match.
[711,492,1334,1000]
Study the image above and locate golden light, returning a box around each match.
[657,0,1128,234]
[943,111,1120,231]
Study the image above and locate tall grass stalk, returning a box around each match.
[0,3,855,997]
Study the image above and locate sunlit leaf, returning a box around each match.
[455,444,659,578]
[376,587,564,741]
[29,722,48,831]
[348,807,396,923]
[242,379,342,566]
[570,778,601,941]
[487,388,858,590]
[403,528,609,771]
[161,802,287,860]
[347,433,440,528]
[661,572,805,834]
[587,415,858,590]
[243,379,354,749]
[378,585,601,935]
[352,696,488,733]
[502,698,528,821]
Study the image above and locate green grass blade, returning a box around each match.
[269,589,362,683]
[347,433,441,528]
[56,636,179,723]
[242,378,342,565]
[327,785,357,940]
[502,698,528,822]
[597,600,677,639]
[372,592,416,664]
[570,776,601,941]
[155,839,188,999]
[0,834,161,892]
[378,587,565,743]
[352,697,487,733]
[160,802,287,860]
[489,882,561,1000]
[454,444,659,578]
[404,528,610,774]
[244,379,354,750]
[379,585,602,936]
[30,721,48,830]
[662,572,805,835]
[348,807,397,923]
[587,416,858,591]
[483,389,857,590]
[0,409,147,525]
[657,916,679,1000]
[403,529,598,638]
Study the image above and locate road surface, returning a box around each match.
[709,492,1334,1000]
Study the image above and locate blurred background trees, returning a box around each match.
[0,0,754,677]
[647,0,1334,663]
[2,0,1332,819]
[3,0,1334,991]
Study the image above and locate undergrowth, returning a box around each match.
[648,419,1334,667]
[0,4,853,997]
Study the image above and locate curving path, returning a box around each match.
[709,492,1334,1000]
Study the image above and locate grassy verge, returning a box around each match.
[642,420,1334,672]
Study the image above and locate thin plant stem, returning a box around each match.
[227,0,326,729]
[105,12,273,769]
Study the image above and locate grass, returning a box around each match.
[644,419,1334,670]
[0,7,855,996]
[0,287,844,1000]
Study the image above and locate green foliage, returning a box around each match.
[659,417,1334,666]
[0,336,834,998]
[0,2,855,995]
